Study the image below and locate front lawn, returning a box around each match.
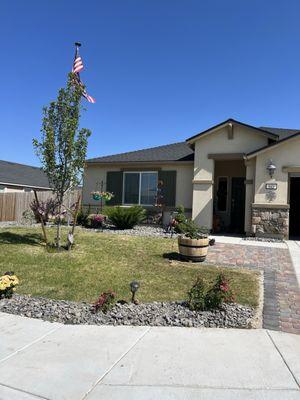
[0,227,259,306]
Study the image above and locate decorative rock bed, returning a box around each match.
[0,295,255,329]
[93,225,175,238]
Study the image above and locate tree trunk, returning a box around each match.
[34,191,48,246]
[67,194,81,251]
[56,200,63,249]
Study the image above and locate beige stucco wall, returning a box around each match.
[254,136,300,205]
[192,125,269,229]
[82,162,194,210]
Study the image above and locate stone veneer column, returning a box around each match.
[251,204,289,239]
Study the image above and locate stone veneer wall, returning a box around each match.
[251,206,289,239]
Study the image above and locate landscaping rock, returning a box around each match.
[85,224,177,238]
[0,294,255,329]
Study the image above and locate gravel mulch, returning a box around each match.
[0,295,255,329]
[85,224,177,238]
[243,236,284,243]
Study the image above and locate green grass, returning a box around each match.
[0,227,259,306]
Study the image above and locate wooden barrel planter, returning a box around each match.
[178,236,209,262]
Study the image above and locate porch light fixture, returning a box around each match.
[130,281,140,304]
[267,159,276,178]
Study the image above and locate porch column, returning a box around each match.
[192,150,214,230]
[244,159,255,234]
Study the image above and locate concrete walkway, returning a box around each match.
[0,312,300,400]
[287,240,300,288]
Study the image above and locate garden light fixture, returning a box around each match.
[130,280,140,304]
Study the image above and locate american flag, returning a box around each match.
[72,54,83,74]
[72,43,95,104]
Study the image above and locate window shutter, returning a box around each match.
[106,171,123,205]
[158,170,177,207]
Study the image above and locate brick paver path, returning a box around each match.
[204,243,300,334]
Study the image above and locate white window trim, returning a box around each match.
[122,171,158,206]
[216,176,228,213]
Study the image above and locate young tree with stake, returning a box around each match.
[33,43,94,249]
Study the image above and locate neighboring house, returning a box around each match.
[83,118,300,238]
[0,160,51,192]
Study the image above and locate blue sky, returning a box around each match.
[1,0,300,166]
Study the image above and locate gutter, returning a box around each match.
[0,182,52,190]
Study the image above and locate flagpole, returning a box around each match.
[73,42,82,83]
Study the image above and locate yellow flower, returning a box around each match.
[10,276,19,285]
[1,275,10,284]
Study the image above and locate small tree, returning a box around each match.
[33,73,91,249]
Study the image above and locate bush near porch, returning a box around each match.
[0,227,259,307]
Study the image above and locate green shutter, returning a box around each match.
[158,170,177,207]
[106,171,123,205]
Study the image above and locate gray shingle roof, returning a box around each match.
[260,127,300,140]
[0,160,50,189]
[86,142,194,164]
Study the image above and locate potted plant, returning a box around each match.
[177,219,210,262]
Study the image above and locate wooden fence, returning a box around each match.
[0,190,81,222]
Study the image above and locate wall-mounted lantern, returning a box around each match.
[267,159,276,178]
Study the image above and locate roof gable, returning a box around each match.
[246,132,300,159]
[186,118,279,144]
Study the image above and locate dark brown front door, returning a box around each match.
[290,177,300,238]
[230,177,245,234]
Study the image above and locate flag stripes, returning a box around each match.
[72,56,83,73]
[72,44,95,104]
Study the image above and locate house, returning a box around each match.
[0,160,51,192]
[83,118,300,239]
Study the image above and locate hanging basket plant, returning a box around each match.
[91,191,114,202]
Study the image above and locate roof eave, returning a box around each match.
[85,160,194,165]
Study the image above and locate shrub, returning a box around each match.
[87,214,106,229]
[21,209,36,225]
[187,276,207,311]
[172,205,187,233]
[93,290,116,313]
[187,274,234,311]
[205,274,235,309]
[30,198,58,223]
[77,209,89,227]
[104,206,146,229]
[0,272,19,299]
[178,219,209,239]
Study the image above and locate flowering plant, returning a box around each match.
[187,273,234,311]
[0,272,19,299]
[91,191,114,202]
[87,214,106,229]
[93,290,116,313]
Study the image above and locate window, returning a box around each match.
[216,177,228,212]
[123,172,158,205]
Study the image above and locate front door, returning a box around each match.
[230,177,245,233]
[290,177,300,238]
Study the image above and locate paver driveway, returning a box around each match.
[204,242,300,334]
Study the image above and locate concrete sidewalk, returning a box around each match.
[0,312,299,399]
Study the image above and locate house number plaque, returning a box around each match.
[265,183,277,190]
